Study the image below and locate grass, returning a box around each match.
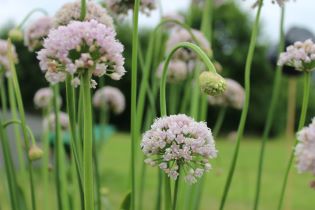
[0,133,314,210]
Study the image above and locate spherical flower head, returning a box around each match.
[295,118,315,175]
[44,112,70,131]
[24,16,53,51]
[208,78,244,109]
[0,39,18,77]
[37,20,125,87]
[141,114,217,184]
[156,60,188,83]
[29,145,44,161]
[199,71,226,96]
[33,87,55,109]
[278,39,315,72]
[166,28,212,61]
[93,86,125,114]
[8,28,23,42]
[54,1,114,28]
[104,0,156,16]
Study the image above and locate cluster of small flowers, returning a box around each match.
[166,28,212,62]
[278,39,315,72]
[0,39,18,77]
[208,78,245,109]
[37,20,125,87]
[54,1,113,28]
[44,112,70,131]
[93,86,125,114]
[33,87,54,109]
[105,0,156,16]
[141,114,217,184]
[251,0,289,8]
[24,16,53,51]
[156,60,188,83]
[295,118,315,175]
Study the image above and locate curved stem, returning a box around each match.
[277,72,311,210]
[219,1,263,209]
[17,8,48,29]
[254,6,285,210]
[2,120,37,145]
[160,42,217,116]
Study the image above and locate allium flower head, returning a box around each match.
[156,60,188,83]
[104,0,156,16]
[37,20,125,86]
[33,87,55,109]
[141,114,217,184]
[208,78,245,109]
[278,39,315,72]
[166,28,211,61]
[29,145,44,161]
[44,112,70,131]
[93,86,125,114]
[25,16,53,51]
[295,118,315,175]
[54,1,113,28]
[199,71,226,96]
[0,39,18,77]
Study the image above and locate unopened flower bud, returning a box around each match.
[199,71,226,96]
[8,28,23,42]
[28,145,44,161]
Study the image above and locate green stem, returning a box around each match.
[0,76,7,116]
[93,140,102,210]
[180,77,193,114]
[190,66,201,118]
[219,1,263,209]
[213,107,227,137]
[155,170,163,210]
[7,39,37,210]
[277,72,311,210]
[42,107,50,210]
[17,8,48,29]
[172,169,180,210]
[200,0,213,43]
[81,72,94,210]
[80,0,87,20]
[254,6,285,210]
[164,173,172,210]
[169,84,179,115]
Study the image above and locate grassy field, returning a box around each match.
[0,133,314,210]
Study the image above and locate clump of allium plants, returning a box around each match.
[1,0,313,210]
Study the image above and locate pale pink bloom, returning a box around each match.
[54,1,113,27]
[93,86,125,114]
[156,60,188,83]
[295,118,315,175]
[0,39,18,77]
[24,16,53,51]
[37,20,125,87]
[104,0,156,16]
[141,114,217,184]
[44,112,70,131]
[33,87,54,109]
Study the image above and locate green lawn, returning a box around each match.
[0,133,314,210]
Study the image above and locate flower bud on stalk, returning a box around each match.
[29,145,44,161]
[8,28,23,42]
[199,71,226,96]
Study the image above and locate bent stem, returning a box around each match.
[254,6,285,210]
[17,8,48,29]
[219,1,263,209]
[277,72,311,210]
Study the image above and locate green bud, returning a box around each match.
[28,145,44,161]
[199,71,226,96]
[8,28,23,42]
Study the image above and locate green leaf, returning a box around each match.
[120,192,131,210]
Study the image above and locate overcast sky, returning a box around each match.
[0,0,314,42]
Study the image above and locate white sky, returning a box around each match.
[0,0,314,42]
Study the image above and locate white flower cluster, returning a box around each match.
[295,118,315,175]
[278,39,315,72]
[0,39,18,77]
[156,60,188,83]
[44,112,70,131]
[24,16,53,51]
[54,1,113,28]
[33,87,54,109]
[208,78,245,109]
[93,86,125,114]
[141,114,217,184]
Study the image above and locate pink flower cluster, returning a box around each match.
[105,0,156,16]
[0,39,18,77]
[141,114,217,184]
[208,78,245,110]
[33,87,54,109]
[54,1,113,28]
[156,60,188,83]
[93,86,125,114]
[24,16,53,51]
[37,20,125,86]
[44,112,70,131]
[278,39,315,72]
[295,118,315,175]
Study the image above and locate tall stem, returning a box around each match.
[253,7,285,210]
[81,72,94,210]
[80,0,86,20]
[172,169,180,210]
[277,72,311,210]
[219,1,263,209]
[213,107,227,137]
